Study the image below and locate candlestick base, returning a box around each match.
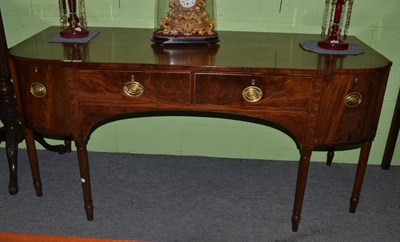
[318,36,349,50]
[60,25,89,39]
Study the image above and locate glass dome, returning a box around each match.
[153,0,218,44]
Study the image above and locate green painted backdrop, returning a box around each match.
[0,0,399,165]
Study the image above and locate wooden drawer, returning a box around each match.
[76,70,191,104]
[194,73,313,109]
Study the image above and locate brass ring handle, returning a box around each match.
[344,92,363,108]
[242,86,263,103]
[123,81,144,97]
[30,82,47,98]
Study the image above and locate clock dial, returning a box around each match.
[179,0,196,8]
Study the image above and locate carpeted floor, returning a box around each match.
[0,148,399,242]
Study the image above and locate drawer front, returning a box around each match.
[194,73,313,109]
[76,70,191,104]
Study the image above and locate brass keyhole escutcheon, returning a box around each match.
[242,80,263,103]
[30,82,47,98]
[344,92,363,108]
[124,81,144,97]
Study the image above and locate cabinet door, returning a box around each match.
[315,73,383,145]
[14,62,72,137]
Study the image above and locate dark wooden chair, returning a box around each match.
[381,88,400,170]
[1,9,73,195]
[0,9,23,194]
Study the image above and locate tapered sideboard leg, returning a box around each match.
[326,147,334,166]
[25,128,42,197]
[75,141,94,221]
[291,147,312,232]
[350,142,371,213]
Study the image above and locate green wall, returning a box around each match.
[0,0,399,165]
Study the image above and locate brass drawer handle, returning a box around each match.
[30,82,47,98]
[242,84,263,103]
[124,80,144,97]
[344,92,363,108]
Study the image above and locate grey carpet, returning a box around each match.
[0,148,399,242]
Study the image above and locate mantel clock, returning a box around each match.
[153,0,218,44]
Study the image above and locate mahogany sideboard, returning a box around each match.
[8,27,391,232]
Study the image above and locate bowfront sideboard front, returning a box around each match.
[9,27,391,232]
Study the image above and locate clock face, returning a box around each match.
[179,0,196,8]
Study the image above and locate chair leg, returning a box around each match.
[5,124,22,195]
[327,147,334,166]
[33,132,71,154]
[381,88,400,170]
[0,10,24,195]
[0,126,21,195]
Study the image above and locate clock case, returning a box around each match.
[153,0,218,44]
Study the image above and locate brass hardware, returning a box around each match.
[344,92,363,108]
[123,76,144,97]
[242,81,263,103]
[30,82,47,98]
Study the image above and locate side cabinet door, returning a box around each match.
[315,72,383,145]
[14,62,72,136]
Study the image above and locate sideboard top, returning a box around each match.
[9,26,391,72]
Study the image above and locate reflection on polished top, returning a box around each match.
[10,26,390,71]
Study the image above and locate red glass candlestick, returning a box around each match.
[318,0,350,50]
[60,0,89,39]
